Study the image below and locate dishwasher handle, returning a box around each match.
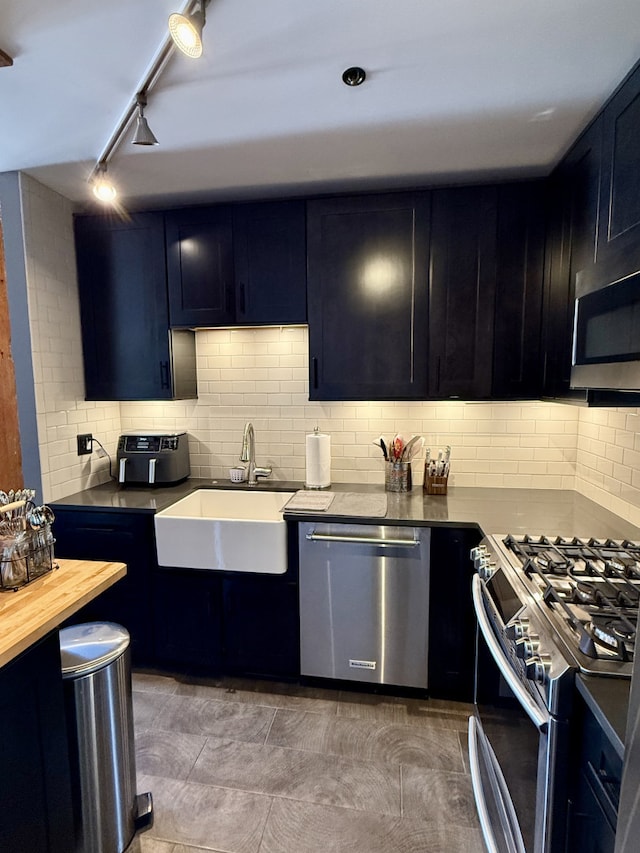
[305,532,420,547]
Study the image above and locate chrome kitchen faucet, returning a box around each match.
[240,422,272,485]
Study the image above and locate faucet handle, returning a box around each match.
[253,466,272,481]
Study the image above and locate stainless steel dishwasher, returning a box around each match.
[299,522,430,689]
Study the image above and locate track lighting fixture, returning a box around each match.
[131,93,159,146]
[89,1,209,204]
[91,165,117,203]
[169,0,206,58]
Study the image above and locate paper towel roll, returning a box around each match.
[305,431,331,489]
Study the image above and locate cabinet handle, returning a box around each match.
[239,283,246,315]
[312,357,319,389]
[436,356,441,392]
[159,361,170,389]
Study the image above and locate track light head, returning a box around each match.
[131,94,159,146]
[91,165,117,203]
[169,1,205,58]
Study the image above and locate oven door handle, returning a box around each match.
[468,715,526,853]
[472,575,550,732]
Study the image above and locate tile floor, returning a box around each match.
[128,672,482,853]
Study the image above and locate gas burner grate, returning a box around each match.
[503,533,640,662]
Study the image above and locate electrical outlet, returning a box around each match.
[77,433,93,456]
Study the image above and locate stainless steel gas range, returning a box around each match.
[468,533,638,853]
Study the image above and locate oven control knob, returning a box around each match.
[505,619,530,641]
[515,635,540,659]
[470,546,488,568]
[479,559,496,581]
[525,654,551,685]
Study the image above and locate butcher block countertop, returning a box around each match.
[0,558,126,668]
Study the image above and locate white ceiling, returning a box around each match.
[1,0,640,210]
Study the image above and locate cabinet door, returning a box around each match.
[166,205,234,327]
[307,193,430,401]
[541,119,602,399]
[53,509,156,667]
[74,213,175,400]
[233,201,307,325]
[222,573,299,679]
[598,61,640,262]
[428,527,481,701]
[429,187,497,399]
[153,569,223,671]
[492,181,546,399]
[0,633,74,853]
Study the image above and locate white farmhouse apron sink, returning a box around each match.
[154,489,294,574]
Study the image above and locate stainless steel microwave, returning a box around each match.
[571,266,640,390]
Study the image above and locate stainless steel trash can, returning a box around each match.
[60,622,153,853]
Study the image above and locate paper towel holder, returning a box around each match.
[305,426,332,490]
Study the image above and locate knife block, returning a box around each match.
[424,472,448,495]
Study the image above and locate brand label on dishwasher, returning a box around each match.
[349,659,376,670]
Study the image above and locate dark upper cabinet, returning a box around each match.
[307,192,430,401]
[166,205,235,327]
[429,186,497,399]
[74,213,197,401]
[598,60,640,262]
[166,201,306,328]
[492,181,546,399]
[233,201,307,325]
[542,118,603,399]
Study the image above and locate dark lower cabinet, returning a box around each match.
[52,508,156,667]
[566,693,621,853]
[153,566,299,679]
[428,526,481,702]
[153,569,224,671]
[223,573,299,678]
[52,505,300,680]
[0,632,74,852]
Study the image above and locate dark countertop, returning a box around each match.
[51,478,640,750]
[51,479,640,540]
[576,674,630,760]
